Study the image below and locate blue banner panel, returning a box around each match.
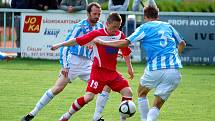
[159,13,215,64]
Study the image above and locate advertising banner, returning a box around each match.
[21,12,106,59]
[160,14,215,64]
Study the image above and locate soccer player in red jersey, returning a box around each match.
[51,12,134,121]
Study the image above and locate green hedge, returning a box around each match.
[100,0,215,12]
[157,1,215,12]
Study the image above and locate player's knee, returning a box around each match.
[127,88,133,96]
[103,86,111,93]
[138,85,150,97]
[84,93,95,103]
[86,97,94,102]
[120,87,133,97]
[138,88,149,97]
[138,91,147,97]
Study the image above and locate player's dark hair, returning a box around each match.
[87,2,101,13]
[107,12,122,23]
[144,6,159,19]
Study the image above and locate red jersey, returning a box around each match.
[76,28,131,71]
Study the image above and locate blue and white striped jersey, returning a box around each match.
[127,21,184,71]
[60,19,103,68]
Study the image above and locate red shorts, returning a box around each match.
[86,67,130,94]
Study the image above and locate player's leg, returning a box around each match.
[146,96,163,121]
[147,69,181,121]
[58,92,96,121]
[108,72,133,101]
[138,84,150,121]
[119,87,133,121]
[108,73,132,121]
[78,59,110,121]
[58,77,105,121]
[120,87,133,101]
[93,85,111,121]
[138,68,163,121]
[21,71,70,121]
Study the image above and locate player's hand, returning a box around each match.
[128,67,134,80]
[50,44,60,51]
[61,68,69,78]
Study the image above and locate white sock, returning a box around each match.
[138,97,149,121]
[63,112,72,119]
[30,89,54,116]
[147,107,160,121]
[68,107,76,115]
[93,91,109,121]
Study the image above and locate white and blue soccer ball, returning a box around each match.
[119,100,136,118]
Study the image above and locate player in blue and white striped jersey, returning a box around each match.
[22,2,109,121]
[128,6,186,121]
[128,19,183,71]
[94,1,186,121]
[60,18,103,69]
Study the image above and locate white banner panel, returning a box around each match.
[21,12,106,59]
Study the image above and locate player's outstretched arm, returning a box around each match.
[94,38,130,48]
[51,38,77,51]
[123,55,134,80]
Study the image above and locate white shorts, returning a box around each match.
[66,54,92,82]
[140,68,181,101]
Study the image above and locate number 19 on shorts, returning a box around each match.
[90,80,98,89]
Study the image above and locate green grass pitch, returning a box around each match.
[0,59,215,121]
